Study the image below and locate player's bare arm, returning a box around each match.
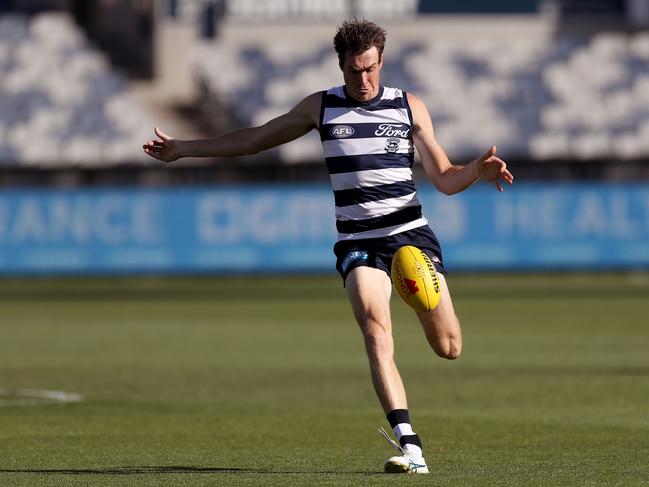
[408,93,514,194]
[142,92,322,162]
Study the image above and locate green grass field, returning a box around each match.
[0,273,648,486]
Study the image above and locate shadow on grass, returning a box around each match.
[0,466,378,476]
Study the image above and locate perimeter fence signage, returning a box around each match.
[0,183,647,274]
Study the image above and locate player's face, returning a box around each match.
[341,46,383,102]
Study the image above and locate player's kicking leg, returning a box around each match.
[345,266,429,474]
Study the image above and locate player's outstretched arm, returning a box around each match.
[142,93,321,162]
[408,93,514,195]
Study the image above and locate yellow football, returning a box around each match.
[391,246,441,312]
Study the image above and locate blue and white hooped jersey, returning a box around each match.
[319,85,428,241]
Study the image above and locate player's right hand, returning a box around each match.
[143,127,181,162]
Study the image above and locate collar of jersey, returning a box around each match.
[342,85,385,107]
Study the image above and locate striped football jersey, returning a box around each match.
[319,85,428,241]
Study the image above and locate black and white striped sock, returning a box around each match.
[386,409,423,458]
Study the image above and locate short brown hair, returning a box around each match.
[333,18,387,67]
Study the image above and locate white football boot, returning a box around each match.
[378,427,429,474]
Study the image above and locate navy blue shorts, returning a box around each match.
[333,225,446,283]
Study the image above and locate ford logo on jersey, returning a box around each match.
[330,125,355,138]
[375,123,410,138]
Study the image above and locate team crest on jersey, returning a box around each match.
[385,138,400,153]
[330,125,355,138]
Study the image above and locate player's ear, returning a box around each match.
[378,51,384,68]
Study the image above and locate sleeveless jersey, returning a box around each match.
[319,85,428,241]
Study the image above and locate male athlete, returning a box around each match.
[143,19,513,474]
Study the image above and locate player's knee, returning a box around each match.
[435,336,462,360]
[445,340,462,360]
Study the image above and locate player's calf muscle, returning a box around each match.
[362,327,395,362]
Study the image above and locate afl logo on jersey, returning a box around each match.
[385,138,400,153]
[330,125,355,138]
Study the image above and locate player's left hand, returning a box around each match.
[473,146,514,192]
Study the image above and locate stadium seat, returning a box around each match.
[629,32,649,58]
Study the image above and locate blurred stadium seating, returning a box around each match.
[0,12,154,166]
[192,29,649,162]
[1,2,648,169]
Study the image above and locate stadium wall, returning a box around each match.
[0,182,647,275]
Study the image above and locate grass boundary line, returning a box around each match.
[0,389,83,407]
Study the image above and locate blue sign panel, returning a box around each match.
[0,183,647,274]
[0,187,336,274]
[421,183,649,270]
